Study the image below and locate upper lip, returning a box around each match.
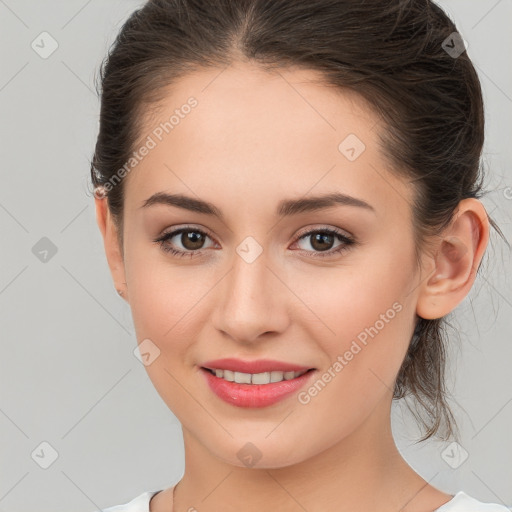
[201,358,315,374]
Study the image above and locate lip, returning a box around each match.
[199,364,317,408]
[201,358,314,374]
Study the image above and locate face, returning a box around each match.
[111,61,424,468]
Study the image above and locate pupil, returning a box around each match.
[312,233,333,251]
[183,231,204,250]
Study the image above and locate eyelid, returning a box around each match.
[290,226,356,258]
[157,224,219,251]
[294,224,353,240]
[159,223,216,240]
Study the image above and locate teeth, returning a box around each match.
[251,371,270,384]
[209,368,308,384]
[270,371,284,383]
[223,369,235,381]
[234,371,252,384]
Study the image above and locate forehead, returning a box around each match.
[124,62,413,221]
[143,62,378,151]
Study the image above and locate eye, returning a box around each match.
[153,226,216,258]
[291,227,356,258]
[153,225,356,259]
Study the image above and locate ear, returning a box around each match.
[416,198,490,320]
[95,192,129,302]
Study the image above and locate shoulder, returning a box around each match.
[437,491,510,512]
[93,490,162,512]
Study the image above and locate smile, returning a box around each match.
[200,366,317,408]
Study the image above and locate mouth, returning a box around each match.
[199,360,317,408]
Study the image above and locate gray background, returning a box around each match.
[0,1,511,511]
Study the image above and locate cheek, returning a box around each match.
[123,252,212,410]
[293,291,411,439]
[124,242,209,342]
[297,251,415,398]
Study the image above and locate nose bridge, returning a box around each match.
[212,241,289,342]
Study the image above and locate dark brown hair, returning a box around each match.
[89,0,505,441]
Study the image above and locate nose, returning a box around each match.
[211,248,290,344]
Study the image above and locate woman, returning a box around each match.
[90,0,509,510]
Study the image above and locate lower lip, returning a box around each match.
[200,367,316,408]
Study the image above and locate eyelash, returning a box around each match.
[153,225,356,259]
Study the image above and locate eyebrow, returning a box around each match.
[140,191,376,218]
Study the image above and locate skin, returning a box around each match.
[95,61,489,512]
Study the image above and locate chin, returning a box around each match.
[208,436,312,470]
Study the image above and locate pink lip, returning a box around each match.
[199,360,316,408]
[201,358,313,374]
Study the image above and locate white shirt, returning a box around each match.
[96,490,510,512]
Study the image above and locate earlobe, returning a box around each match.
[94,193,129,302]
[416,198,489,320]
